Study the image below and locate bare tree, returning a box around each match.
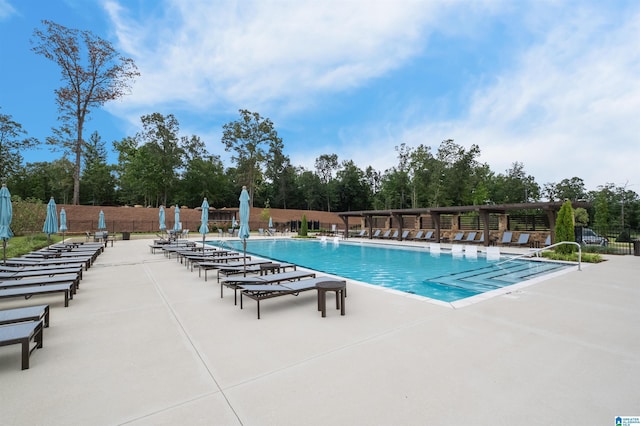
[31,20,139,204]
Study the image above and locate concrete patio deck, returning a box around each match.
[0,237,638,425]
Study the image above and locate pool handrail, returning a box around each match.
[497,241,582,271]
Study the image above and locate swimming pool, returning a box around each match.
[210,239,572,303]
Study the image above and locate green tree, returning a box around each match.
[554,177,586,201]
[574,207,589,227]
[6,159,73,202]
[179,155,231,208]
[554,200,575,254]
[297,169,323,210]
[0,111,38,181]
[315,153,339,211]
[334,160,371,211]
[221,109,281,207]
[490,161,540,204]
[32,20,139,205]
[81,132,115,205]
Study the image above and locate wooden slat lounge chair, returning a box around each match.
[0,320,44,369]
[222,270,316,304]
[239,277,341,319]
[0,283,74,307]
[0,305,49,328]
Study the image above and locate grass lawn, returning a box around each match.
[1,234,63,260]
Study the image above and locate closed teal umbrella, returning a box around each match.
[173,205,181,232]
[59,208,67,241]
[98,210,106,230]
[238,186,250,272]
[199,198,209,246]
[0,184,13,264]
[43,197,58,243]
[268,216,273,228]
[159,206,166,232]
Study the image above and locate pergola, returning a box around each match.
[336,201,590,246]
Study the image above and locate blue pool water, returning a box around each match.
[210,239,571,303]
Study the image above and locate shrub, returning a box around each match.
[299,214,308,237]
[554,200,576,255]
[617,229,631,242]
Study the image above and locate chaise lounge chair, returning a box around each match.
[371,229,381,238]
[423,231,435,241]
[0,320,44,369]
[411,230,424,240]
[222,270,317,304]
[0,283,74,307]
[239,277,345,319]
[0,305,50,328]
[451,232,465,243]
[500,231,513,245]
[512,233,530,247]
[463,232,477,243]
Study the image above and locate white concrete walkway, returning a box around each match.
[0,237,638,425]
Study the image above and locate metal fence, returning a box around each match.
[575,225,640,255]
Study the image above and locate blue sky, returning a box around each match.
[1,0,638,193]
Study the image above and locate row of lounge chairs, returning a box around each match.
[354,229,545,247]
[0,241,106,370]
[152,241,346,319]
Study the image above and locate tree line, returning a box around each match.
[2,107,639,231]
[0,20,638,232]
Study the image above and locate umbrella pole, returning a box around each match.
[2,240,5,265]
[243,239,247,277]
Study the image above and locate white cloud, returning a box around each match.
[103,0,445,112]
[345,3,640,191]
[0,0,17,20]
[100,0,639,192]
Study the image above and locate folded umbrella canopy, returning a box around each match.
[159,205,166,233]
[238,186,250,272]
[199,198,209,246]
[43,197,58,243]
[173,205,181,232]
[98,210,106,230]
[59,207,68,241]
[0,184,13,264]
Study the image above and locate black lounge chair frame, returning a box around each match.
[239,277,337,319]
[0,305,50,328]
[0,320,44,369]
[0,283,74,307]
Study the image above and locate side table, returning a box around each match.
[316,280,347,317]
